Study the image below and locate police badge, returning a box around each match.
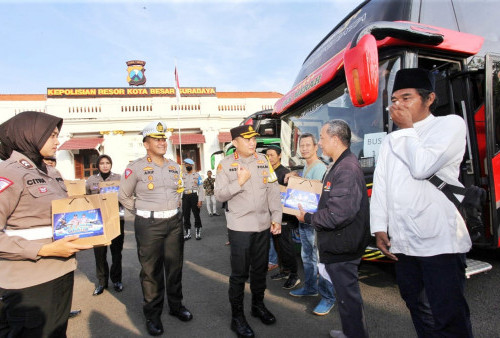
[126,60,146,86]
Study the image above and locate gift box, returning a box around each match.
[52,193,120,246]
[281,176,323,216]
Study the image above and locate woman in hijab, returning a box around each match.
[85,154,125,296]
[0,111,92,337]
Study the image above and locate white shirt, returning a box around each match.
[370,114,471,256]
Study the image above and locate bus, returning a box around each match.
[273,0,500,275]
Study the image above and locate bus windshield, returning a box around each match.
[281,56,401,172]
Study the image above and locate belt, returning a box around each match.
[136,209,178,219]
[184,190,197,194]
[4,226,53,240]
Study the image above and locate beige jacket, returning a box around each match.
[215,152,282,232]
[119,155,183,212]
[0,151,76,289]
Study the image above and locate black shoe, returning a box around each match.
[169,305,193,322]
[270,271,289,280]
[146,319,164,336]
[231,315,255,337]
[251,304,276,325]
[283,274,300,289]
[69,309,81,318]
[92,284,107,296]
[113,282,123,292]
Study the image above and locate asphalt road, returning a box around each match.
[67,206,500,338]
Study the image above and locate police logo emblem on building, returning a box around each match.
[126,60,146,86]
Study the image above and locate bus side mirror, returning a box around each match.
[344,34,379,107]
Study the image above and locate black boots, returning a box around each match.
[231,304,254,338]
[251,303,276,325]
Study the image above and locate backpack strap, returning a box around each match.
[427,174,466,209]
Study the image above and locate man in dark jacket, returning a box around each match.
[297,119,370,338]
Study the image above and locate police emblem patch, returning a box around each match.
[19,159,33,169]
[125,168,133,179]
[0,177,13,193]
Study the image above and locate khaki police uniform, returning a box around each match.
[118,155,185,321]
[215,151,282,308]
[182,170,205,233]
[86,172,124,288]
[0,151,75,336]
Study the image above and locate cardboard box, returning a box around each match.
[52,193,120,246]
[64,180,86,196]
[281,176,323,216]
[98,180,120,194]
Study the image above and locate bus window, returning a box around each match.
[281,57,401,173]
[417,57,462,117]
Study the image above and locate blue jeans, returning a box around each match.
[299,223,335,301]
[268,233,278,265]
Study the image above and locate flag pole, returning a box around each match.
[175,63,182,164]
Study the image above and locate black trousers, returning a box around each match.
[325,259,368,338]
[228,228,269,306]
[182,193,201,231]
[94,219,125,285]
[0,271,74,338]
[134,212,184,321]
[395,253,472,338]
[271,221,298,274]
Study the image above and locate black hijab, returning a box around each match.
[0,111,63,172]
[96,154,113,181]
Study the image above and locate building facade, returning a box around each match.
[0,88,282,179]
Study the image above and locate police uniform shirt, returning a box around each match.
[0,151,76,289]
[86,172,121,195]
[118,156,182,212]
[215,152,282,232]
[183,171,205,200]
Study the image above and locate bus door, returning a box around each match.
[484,53,500,248]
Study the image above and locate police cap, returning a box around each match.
[142,121,167,139]
[230,125,260,140]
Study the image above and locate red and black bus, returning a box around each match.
[273,0,500,272]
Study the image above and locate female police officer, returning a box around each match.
[86,154,125,296]
[0,111,91,337]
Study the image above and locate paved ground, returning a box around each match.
[67,205,500,337]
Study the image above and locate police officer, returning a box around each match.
[118,121,192,336]
[215,125,282,338]
[0,111,92,337]
[86,154,125,296]
[182,158,205,240]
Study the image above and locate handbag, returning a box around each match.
[427,175,486,241]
